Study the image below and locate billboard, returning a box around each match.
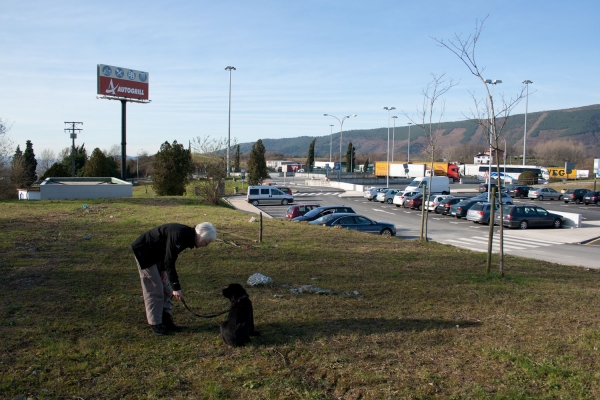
[97,64,149,100]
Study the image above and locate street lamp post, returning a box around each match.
[522,80,532,166]
[484,79,502,200]
[407,122,412,162]
[324,114,357,180]
[137,148,143,180]
[225,66,236,177]
[329,124,334,164]
[383,107,396,187]
[391,115,397,162]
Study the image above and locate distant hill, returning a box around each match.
[238,104,600,161]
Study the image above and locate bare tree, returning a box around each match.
[433,16,526,276]
[0,118,14,198]
[36,148,56,178]
[191,135,237,204]
[404,73,457,241]
[534,140,586,167]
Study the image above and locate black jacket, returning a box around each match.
[131,223,196,291]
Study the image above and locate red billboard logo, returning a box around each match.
[97,64,149,101]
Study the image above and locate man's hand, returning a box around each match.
[160,271,167,283]
[172,290,184,301]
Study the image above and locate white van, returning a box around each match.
[404,176,450,195]
[247,185,294,206]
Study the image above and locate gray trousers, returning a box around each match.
[135,257,173,325]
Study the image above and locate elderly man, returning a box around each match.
[131,222,217,335]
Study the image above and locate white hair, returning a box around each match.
[195,222,217,243]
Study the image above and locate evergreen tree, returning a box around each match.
[41,162,69,179]
[234,144,241,173]
[22,140,37,186]
[345,142,356,172]
[12,145,22,166]
[152,140,193,196]
[10,145,26,188]
[83,148,119,177]
[306,139,316,173]
[247,139,269,185]
[61,144,88,177]
[363,157,370,173]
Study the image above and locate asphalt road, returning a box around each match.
[252,179,600,268]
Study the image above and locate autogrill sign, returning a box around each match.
[97,64,149,100]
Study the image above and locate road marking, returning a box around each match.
[372,208,395,215]
[442,234,564,252]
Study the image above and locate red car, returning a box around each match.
[276,186,293,196]
[285,204,319,219]
[403,193,423,210]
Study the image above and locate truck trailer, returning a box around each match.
[375,162,460,181]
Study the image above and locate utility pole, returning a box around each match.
[64,122,83,177]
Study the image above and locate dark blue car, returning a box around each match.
[309,213,396,236]
[291,206,356,222]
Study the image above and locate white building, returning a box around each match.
[17,177,132,200]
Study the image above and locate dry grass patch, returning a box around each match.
[1,190,600,399]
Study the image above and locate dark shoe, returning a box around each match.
[162,312,183,332]
[150,324,167,335]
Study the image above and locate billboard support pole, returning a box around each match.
[97,64,151,181]
[121,100,127,180]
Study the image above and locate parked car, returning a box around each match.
[377,189,400,204]
[470,192,514,205]
[364,187,388,201]
[247,185,293,206]
[393,190,420,207]
[291,205,356,222]
[528,187,563,201]
[425,194,453,211]
[276,186,293,196]
[504,184,532,199]
[466,202,499,225]
[583,191,600,206]
[402,192,422,208]
[309,213,396,236]
[449,199,480,219]
[285,204,319,219]
[479,182,502,193]
[375,188,394,202]
[404,193,424,210]
[435,197,467,215]
[562,188,589,204]
[494,204,565,229]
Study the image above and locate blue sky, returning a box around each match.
[2,0,599,157]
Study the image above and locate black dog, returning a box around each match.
[220,283,259,346]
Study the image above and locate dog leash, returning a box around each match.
[178,294,249,319]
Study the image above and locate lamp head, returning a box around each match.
[493,80,502,84]
[523,79,533,84]
[391,115,398,119]
[323,114,328,116]
[484,79,492,84]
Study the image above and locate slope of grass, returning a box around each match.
[1,188,600,399]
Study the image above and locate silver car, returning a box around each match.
[377,189,400,204]
[528,187,563,201]
[425,194,453,211]
[466,202,499,225]
[364,187,388,201]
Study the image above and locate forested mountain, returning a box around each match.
[237,104,600,163]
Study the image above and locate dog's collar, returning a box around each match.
[231,293,249,306]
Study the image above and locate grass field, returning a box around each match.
[1,185,600,399]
